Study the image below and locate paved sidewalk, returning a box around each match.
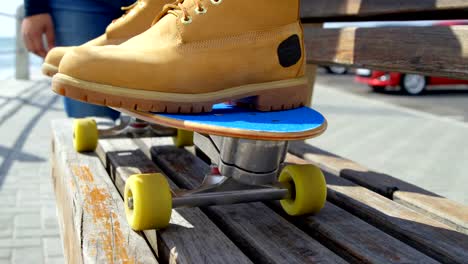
[310,76,468,205]
[0,79,65,264]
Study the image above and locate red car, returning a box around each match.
[355,69,468,95]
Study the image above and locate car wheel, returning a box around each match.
[400,74,427,95]
[325,66,348,75]
[370,85,386,92]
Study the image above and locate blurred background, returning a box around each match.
[0,1,42,79]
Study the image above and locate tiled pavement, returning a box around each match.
[0,79,65,263]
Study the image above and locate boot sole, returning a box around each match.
[52,73,311,113]
[42,63,58,77]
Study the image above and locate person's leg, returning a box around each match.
[50,9,122,120]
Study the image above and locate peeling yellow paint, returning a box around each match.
[73,165,135,263]
[73,165,94,182]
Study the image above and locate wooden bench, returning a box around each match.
[51,2,468,263]
[52,119,468,263]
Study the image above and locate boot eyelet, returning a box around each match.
[181,16,192,24]
[195,6,207,14]
[210,0,222,5]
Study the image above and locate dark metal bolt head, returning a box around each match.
[127,197,134,210]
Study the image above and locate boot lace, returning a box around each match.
[113,0,143,23]
[121,1,139,12]
[153,0,222,25]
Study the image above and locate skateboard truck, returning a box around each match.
[95,116,175,137]
[164,133,291,208]
[145,174,290,210]
[132,133,291,208]
[194,133,288,185]
[124,132,327,230]
[126,133,291,210]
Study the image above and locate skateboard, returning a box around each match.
[73,103,328,231]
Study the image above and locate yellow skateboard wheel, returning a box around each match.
[173,129,194,147]
[124,173,172,230]
[279,164,327,216]
[73,118,98,152]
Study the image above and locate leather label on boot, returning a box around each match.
[277,35,302,68]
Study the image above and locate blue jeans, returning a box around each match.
[50,7,125,120]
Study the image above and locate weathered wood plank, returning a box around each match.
[269,201,438,264]
[286,153,468,264]
[134,138,346,264]
[95,138,252,264]
[289,142,468,234]
[304,25,468,80]
[51,120,157,264]
[300,0,468,21]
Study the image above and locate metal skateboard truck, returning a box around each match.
[124,133,327,231]
[169,133,291,208]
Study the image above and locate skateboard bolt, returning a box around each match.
[127,197,134,210]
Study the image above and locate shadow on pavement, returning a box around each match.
[0,81,59,187]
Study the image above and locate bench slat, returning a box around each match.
[286,153,468,264]
[301,0,468,21]
[51,120,157,264]
[288,142,468,234]
[304,25,468,80]
[96,138,252,264]
[270,201,438,263]
[135,138,346,264]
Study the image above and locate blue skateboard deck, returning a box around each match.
[118,103,327,140]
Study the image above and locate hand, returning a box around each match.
[21,13,55,58]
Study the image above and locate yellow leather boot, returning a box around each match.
[52,0,309,113]
[42,0,170,76]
